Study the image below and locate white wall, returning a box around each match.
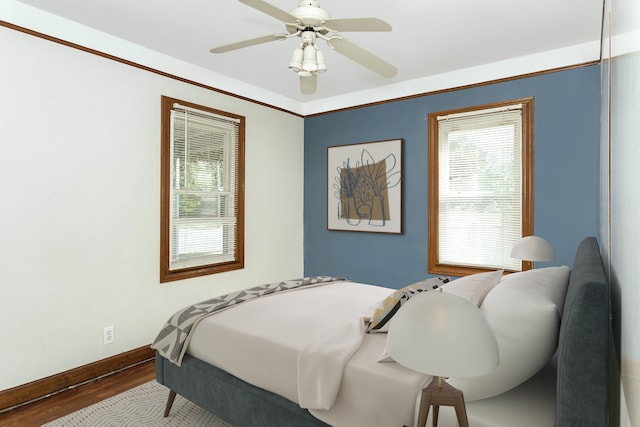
[603,0,640,424]
[611,53,640,427]
[0,25,304,390]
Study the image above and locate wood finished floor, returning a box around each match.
[0,360,156,427]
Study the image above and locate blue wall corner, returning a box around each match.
[303,65,601,289]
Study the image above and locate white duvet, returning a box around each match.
[187,281,430,427]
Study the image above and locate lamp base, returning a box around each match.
[416,376,469,427]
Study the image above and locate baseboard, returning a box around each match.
[0,345,154,412]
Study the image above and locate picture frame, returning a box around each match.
[327,139,402,233]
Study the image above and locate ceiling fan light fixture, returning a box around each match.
[302,44,318,72]
[288,47,304,72]
[209,0,397,94]
[315,49,327,73]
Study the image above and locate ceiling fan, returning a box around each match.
[210,0,398,95]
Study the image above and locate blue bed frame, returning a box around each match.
[156,236,610,427]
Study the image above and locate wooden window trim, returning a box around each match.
[427,97,534,276]
[160,96,245,282]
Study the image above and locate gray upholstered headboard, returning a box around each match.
[556,236,609,427]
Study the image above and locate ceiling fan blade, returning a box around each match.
[210,33,287,53]
[300,74,317,95]
[328,37,397,78]
[323,18,392,32]
[240,0,298,23]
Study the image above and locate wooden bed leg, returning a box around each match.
[164,390,177,418]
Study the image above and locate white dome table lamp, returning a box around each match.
[387,290,499,427]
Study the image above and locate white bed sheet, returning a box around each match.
[309,332,430,427]
[423,359,557,427]
[187,281,430,427]
[187,280,557,427]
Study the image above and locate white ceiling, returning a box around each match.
[11,0,604,114]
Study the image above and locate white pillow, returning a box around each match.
[447,266,570,401]
[440,270,504,307]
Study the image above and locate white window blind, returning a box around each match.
[437,105,523,271]
[169,105,240,271]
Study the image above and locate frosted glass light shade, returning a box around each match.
[288,47,303,72]
[510,236,555,262]
[387,291,499,378]
[302,44,318,71]
[316,50,327,72]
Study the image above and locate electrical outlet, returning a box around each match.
[103,325,115,345]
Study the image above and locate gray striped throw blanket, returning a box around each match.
[151,276,346,365]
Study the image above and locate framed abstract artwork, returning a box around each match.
[327,139,402,233]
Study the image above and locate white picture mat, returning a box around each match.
[327,139,402,233]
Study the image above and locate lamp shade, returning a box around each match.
[288,47,303,72]
[315,49,327,73]
[387,290,499,378]
[302,44,318,72]
[510,236,555,262]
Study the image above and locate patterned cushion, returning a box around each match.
[366,277,449,333]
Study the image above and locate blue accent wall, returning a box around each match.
[304,65,601,289]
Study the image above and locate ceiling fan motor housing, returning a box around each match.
[291,0,330,26]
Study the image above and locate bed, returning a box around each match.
[153,236,609,427]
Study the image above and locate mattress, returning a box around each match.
[187,281,431,427]
[186,279,558,427]
[423,358,557,427]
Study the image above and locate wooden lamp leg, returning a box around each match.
[415,377,469,427]
[451,392,469,426]
[416,388,432,427]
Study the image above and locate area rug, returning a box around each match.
[42,380,233,426]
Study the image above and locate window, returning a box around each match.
[428,98,533,276]
[160,96,244,282]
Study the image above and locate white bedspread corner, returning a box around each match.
[297,316,368,410]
